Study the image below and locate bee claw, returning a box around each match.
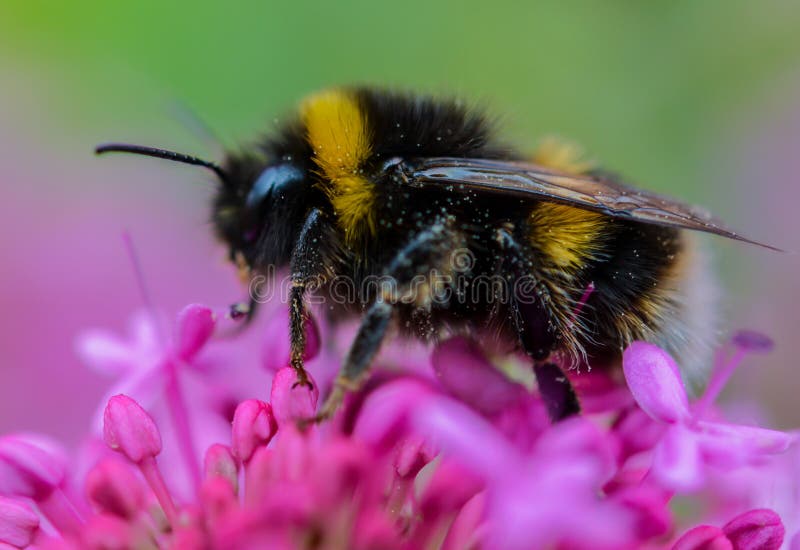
[290,368,314,390]
[291,378,314,390]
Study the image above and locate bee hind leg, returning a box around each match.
[514,294,581,422]
[495,226,581,422]
[532,362,580,421]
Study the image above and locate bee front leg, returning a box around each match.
[288,208,330,389]
[288,284,312,389]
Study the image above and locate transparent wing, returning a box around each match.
[397,157,777,250]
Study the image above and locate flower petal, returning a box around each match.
[0,496,39,548]
[76,330,137,375]
[0,434,66,499]
[695,421,795,468]
[353,378,433,451]
[432,337,526,416]
[623,342,690,423]
[652,425,704,492]
[413,395,520,478]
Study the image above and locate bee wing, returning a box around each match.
[399,156,778,250]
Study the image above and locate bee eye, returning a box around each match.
[246,164,304,209]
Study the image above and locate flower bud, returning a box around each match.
[270,368,319,426]
[722,508,784,550]
[231,401,277,463]
[103,395,162,463]
[175,304,216,361]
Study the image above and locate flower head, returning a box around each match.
[623,338,794,492]
[1,303,798,548]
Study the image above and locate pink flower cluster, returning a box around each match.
[0,303,797,549]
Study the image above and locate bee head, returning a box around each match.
[95,143,310,281]
[214,152,309,274]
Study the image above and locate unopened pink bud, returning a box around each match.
[270,368,319,426]
[204,444,239,492]
[175,304,216,361]
[722,508,784,550]
[85,459,146,519]
[0,435,65,500]
[231,400,277,462]
[0,496,40,548]
[103,395,162,463]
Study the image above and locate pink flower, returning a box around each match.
[622,337,795,492]
[413,395,636,549]
[78,303,271,498]
[2,298,799,548]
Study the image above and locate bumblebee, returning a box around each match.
[96,87,771,422]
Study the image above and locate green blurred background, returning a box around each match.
[3,0,800,190]
[2,1,800,438]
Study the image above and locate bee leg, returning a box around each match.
[315,221,457,421]
[532,363,580,421]
[288,208,329,389]
[314,300,394,421]
[513,299,580,421]
[496,227,580,422]
[288,284,312,389]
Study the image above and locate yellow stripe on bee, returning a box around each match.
[528,204,606,270]
[528,136,604,270]
[301,90,375,243]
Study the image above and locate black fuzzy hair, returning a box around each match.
[354,87,514,162]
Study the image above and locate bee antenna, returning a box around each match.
[95,142,228,183]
